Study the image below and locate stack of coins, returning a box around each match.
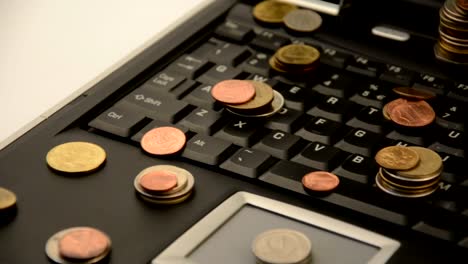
[46,227,111,264]
[374,146,443,198]
[46,142,107,174]
[269,44,321,75]
[211,79,284,118]
[435,0,468,65]
[252,228,312,264]
[134,165,194,205]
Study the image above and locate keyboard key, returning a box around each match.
[438,129,465,149]
[429,142,464,158]
[312,70,355,98]
[307,95,359,122]
[448,82,468,102]
[241,52,272,76]
[182,83,220,110]
[141,71,186,92]
[197,64,244,85]
[220,148,276,178]
[349,81,393,109]
[167,80,198,99]
[292,142,346,171]
[246,74,280,88]
[345,56,383,78]
[88,105,147,137]
[282,85,321,111]
[214,119,265,147]
[207,42,252,66]
[335,128,381,157]
[379,64,415,86]
[435,98,465,131]
[131,120,189,142]
[265,107,304,133]
[261,160,315,182]
[250,30,290,52]
[165,54,211,79]
[253,130,305,159]
[346,106,385,133]
[332,154,377,184]
[438,153,464,183]
[413,73,448,95]
[295,116,345,145]
[412,221,456,241]
[214,20,254,43]
[118,88,191,123]
[320,47,351,68]
[178,107,226,135]
[386,130,425,146]
[182,134,235,165]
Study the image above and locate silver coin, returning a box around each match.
[226,90,284,118]
[252,228,312,264]
[45,227,111,264]
[283,9,322,32]
[375,173,438,198]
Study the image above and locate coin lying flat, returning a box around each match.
[253,1,298,24]
[226,81,274,111]
[46,227,111,264]
[276,44,320,66]
[375,146,420,170]
[141,127,186,155]
[387,99,435,127]
[375,173,439,198]
[139,170,178,193]
[302,171,340,192]
[0,187,16,210]
[211,80,256,104]
[392,87,436,101]
[397,147,443,179]
[252,228,312,264]
[283,9,322,33]
[46,142,106,174]
[226,90,284,118]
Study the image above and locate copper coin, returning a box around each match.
[226,81,274,111]
[392,87,436,101]
[458,0,468,10]
[58,227,110,260]
[211,80,256,104]
[387,99,435,127]
[139,170,178,192]
[302,171,340,192]
[141,127,186,155]
[375,146,420,170]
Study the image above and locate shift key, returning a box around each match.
[88,105,147,137]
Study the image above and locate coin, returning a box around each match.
[46,227,111,264]
[226,90,284,118]
[137,165,188,195]
[392,87,436,101]
[382,103,392,121]
[58,227,110,260]
[375,146,420,170]
[458,0,468,10]
[253,1,298,24]
[375,173,438,198]
[139,170,178,193]
[380,168,440,189]
[0,187,16,210]
[211,80,256,104]
[252,228,311,264]
[46,142,106,174]
[302,171,340,192]
[397,147,443,179]
[141,127,186,155]
[283,9,322,33]
[226,81,274,111]
[276,44,320,66]
[387,99,435,127]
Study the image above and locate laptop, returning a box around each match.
[1,0,467,263]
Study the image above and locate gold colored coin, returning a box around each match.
[0,187,16,210]
[46,142,106,173]
[397,147,443,179]
[226,81,274,111]
[253,1,297,24]
[276,44,320,66]
[283,9,322,33]
[375,146,420,170]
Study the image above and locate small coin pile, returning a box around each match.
[269,44,321,75]
[435,0,468,65]
[253,1,322,33]
[141,127,186,155]
[46,142,107,174]
[46,227,111,264]
[383,97,436,128]
[252,228,312,264]
[375,146,443,198]
[134,165,194,205]
[302,171,340,193]
[211,80,284,118]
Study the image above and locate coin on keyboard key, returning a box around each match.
[226,81,274,111]
[253,1,297,24]
[375,146,420,170]
[46,227,111,264]
[46,142,106,174]
[141,127,186,155]
[252,228,311,264]
[276,44,320,66]
[392,87,436,101]
[387,99,435,127]
[396,147,443,179]
[0,187,16,210]
[302,171,340,192]
[139,170,178,193]
[211,80,256,104]
[226,90,284,118]
[283,9,322,33]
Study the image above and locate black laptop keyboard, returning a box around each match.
[87,2,468,248]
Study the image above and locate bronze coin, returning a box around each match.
[141,127,186,155]
[375,146,420,170]
[302,171,340,192]
[392,87,436,101]
[457,0,468,10]
[211,80,256,104]
[253,1,298,24]
[276,44,320,66]
[58,227,110,260]
[226,81,274,111]
[139,170,178,192]
[46,142,106,174]
[283,9,322,33]
[0,187,16,210]
[382,103,392,121]
[387,99,435,127]
[397,147,443,179]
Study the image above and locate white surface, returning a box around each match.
[0,0,214,150]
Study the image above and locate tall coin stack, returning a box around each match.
[435,0,468,65]
[374,146,443,198]
[269,44,321,75]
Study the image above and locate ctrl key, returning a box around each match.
[88,106,147,137]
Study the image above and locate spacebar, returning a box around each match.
[259,173,408,226]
